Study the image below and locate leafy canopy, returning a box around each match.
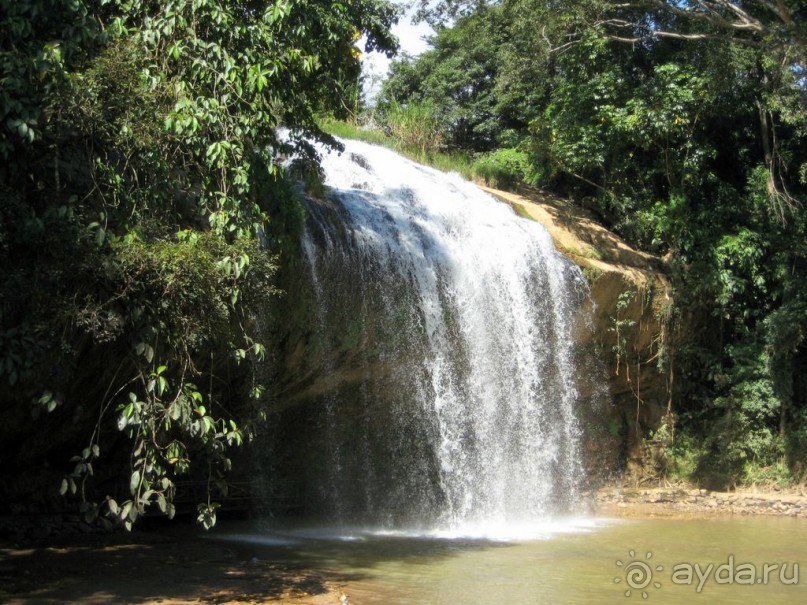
[0,0,397,528]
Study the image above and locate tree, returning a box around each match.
[0,0,397,528]
[605,1,806,61]
[392,0,807,486]
[379,4,507,150]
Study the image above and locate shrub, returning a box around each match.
[471,147,540,190]
[383,101,443,155]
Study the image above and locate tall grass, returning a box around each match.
[319,109,547,193]
[318,116,475,181]
[384,101,442,156]
[472,147,542,190]
[318,117,391,147]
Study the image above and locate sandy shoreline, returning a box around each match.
[592,485,807,519]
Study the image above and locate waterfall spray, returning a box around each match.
[296,138,590,530]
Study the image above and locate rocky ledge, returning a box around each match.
[481,185,673,464]
[593,487,807,518]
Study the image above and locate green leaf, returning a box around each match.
[130,470,141,495]
[107,498,119,516]
[201,415,215,434]
[120,500,133,522]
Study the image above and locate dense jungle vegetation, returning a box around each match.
[1,0,806,532]
[0,0,396,528]
[372,0,807,488]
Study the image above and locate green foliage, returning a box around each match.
[320,118,475,181]
[383,101,443,155]
[608,290,637,375]
[392,0,807,487]
[471,147,539,190]
[662,336,805,489]
[663,432,699,482]
[582,265,604,285]
[1,0,396,528]
[318,116,393,147]
[379,4,510,152]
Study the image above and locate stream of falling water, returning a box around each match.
[297,137,591,534]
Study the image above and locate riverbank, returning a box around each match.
[3,490,807,604]
[594,486,807,518]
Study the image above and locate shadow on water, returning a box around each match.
[0,523,352,604]
[0,519,516,604]
[206,517,529,576]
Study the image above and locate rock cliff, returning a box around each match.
[481,185,673,463]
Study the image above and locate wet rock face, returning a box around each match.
[479,186,673,464]
[581,268,673,463]
[267,140,614,524]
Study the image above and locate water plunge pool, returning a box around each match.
[211,516,806,604]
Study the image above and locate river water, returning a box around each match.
[215,516,805,604]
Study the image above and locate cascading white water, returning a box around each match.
[298,137,590,531]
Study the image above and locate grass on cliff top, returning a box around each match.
[320,118,391,147]
[318,117,475,181]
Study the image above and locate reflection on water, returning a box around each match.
[211,517,807,605]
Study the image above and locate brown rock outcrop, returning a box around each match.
[480,186,673,462]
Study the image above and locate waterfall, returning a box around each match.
[291,137,591,531]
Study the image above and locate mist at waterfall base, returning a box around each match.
[261,137,611,541]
